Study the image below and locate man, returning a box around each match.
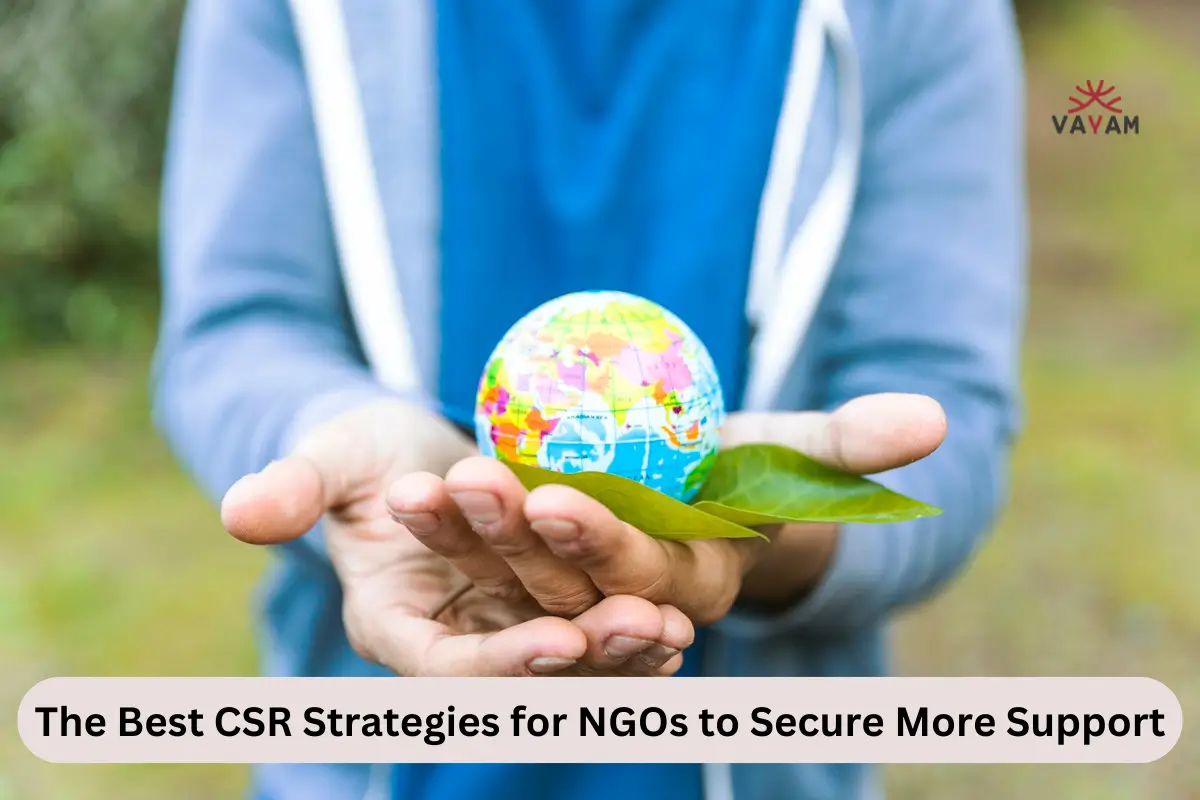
[154,0,1026,798]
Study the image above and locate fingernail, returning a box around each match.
[527,657,576,674]
[391,511,438,535]
[529,518,580,541]
[450,491,502,525]
[604,635,653,660]
[637,644,680,669]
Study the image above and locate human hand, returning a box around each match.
[394,393,947,625]
[220,399,693,677]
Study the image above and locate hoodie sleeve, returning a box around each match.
[152,0,400,560]
[718,0,1028,637]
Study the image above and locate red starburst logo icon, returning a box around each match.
[1066,80,1123,114]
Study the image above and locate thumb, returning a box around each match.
[722,392,947,475]
[219,397,474,546]
[221,454,335,545]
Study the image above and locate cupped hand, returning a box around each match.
[219,399,693,677]
[396,393,948,625]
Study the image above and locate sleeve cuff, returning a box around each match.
[716,520,895,639]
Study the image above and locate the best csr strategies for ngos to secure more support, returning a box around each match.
[35,704,1170,748]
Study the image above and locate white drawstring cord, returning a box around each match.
[288,0,424,397]
[744,0,828,329]
[741,0,862,412]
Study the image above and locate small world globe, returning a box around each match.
[474,290,725,503]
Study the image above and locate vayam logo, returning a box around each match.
[1052,80,1139,136]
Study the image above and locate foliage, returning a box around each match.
[1012,0,1084,27]
[0,0,184,350]
[505,443,939,541]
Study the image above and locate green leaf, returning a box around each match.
[694,444,943,526]
[501,461,767,541]
[499,443,941,542]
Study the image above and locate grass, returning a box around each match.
[1,6,1197,799]
[0,355,263,799]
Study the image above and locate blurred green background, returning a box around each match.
[1,1,1196,798]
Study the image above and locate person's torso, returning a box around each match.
[433,0,800,431]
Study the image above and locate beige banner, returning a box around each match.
[18,677,1181,764]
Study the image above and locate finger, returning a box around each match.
[445,457,602,617]
[590,603,694,678]
[569,595,671,673]
[221,457,329,545]
[525,485,753,625]
[640,604,695,676]
[722,393,947,475]
[348,598,587,677]
[386,471,531,608]
[651,604,695,669]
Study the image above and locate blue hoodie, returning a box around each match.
[154,1,1026,798]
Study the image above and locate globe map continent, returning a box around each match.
[474,291,725,504]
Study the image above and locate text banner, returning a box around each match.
[19,677,1181,764]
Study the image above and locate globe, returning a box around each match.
[474,290,725,503]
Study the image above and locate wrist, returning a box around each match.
[736,522,839,612]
